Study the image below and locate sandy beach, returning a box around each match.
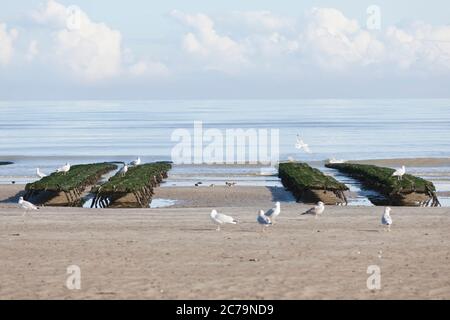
[1,184,450,300]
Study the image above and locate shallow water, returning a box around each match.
[1,99,450,206]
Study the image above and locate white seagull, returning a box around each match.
[264,201,281,224]
[295,134,312,154]
[210,209,238,231]
[129,157,141,166]
[381,207,393,232]
[301,201,325,218]
[118,164,128,176]
[392,165,406,180]
[36,168,47,178]
[56,163,71,175]
[18,197,39,216]
[328,157,346,164]
[257,210,272,232]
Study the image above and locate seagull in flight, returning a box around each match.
[301,201,325,218]
[295,135,312,153]
[18,197,39,216]
[210,209,238,231]
[56,163,71,175]
[392,165,406,180]
[381,207,393,232]
[264,202,281,224]
[36,168,47,178]
[129,157,141,166]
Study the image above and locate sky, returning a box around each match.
[0,0,450,99]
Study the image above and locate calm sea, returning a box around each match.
[1,99,450,205]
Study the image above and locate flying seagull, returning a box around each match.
[264,201,281,224]
[210,209,238,231]
[129,157,141,166]
[56,163,71,175]
[381,207,393,232]
[301,201,325,218]
[392,165,406,180]
[295,134,312,154]
[257,210,272,232]
[18,197,39,216]
[36,168,47,178]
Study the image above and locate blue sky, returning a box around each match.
[0,0,450,99]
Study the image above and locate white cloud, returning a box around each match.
[226,11,295,33]
[0,23,18,66]
[171,8,450,75]
[128,60,170,77]
[171,10,247,74]
[32,0,121,81]
[300,8,385,70]
[32,0,167,82]
[26,40,39,62]
[386,22,450,71]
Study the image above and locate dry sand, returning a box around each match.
[1,184,450,300]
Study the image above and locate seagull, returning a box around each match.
[118,164,128,177]
[328,157,346,164]
[392,165,406,180]
[210,209,238,231]
[264,202,281,224]
[301,201,325,218]
[257,210,272,232]
[381,207,393,232]
[56,163,71,175]
[295,135,312,153]
[129,157,141,166]
[18,197,39,216]
[36,168,47,178]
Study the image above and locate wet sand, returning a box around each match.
[1,183,450,299]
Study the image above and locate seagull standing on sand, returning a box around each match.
[36,168,47,178]
[381,207,393,232]
[301,201,325,218]
[129,157,141,166]
[210,209,238,231]
[295,134,312,154]
[18,197,39,216]
[392,165,406,180]
[56,163,71,175]
[118,164,128,177]
[257,210,272,232]
[264,202,281,224]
